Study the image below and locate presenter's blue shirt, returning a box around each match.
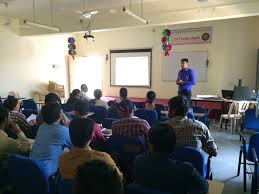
[30,122,73,177]
[177,68,196,91]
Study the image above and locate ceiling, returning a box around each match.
[0,0,259,35]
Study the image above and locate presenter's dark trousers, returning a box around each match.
[178,89,192,106]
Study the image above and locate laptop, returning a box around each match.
[221,90,234,100]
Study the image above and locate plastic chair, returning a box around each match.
[58,179,75,194]
[89,106,108,124]
[126,183,171,194]
[171,147,212,179]
[22,109,39,118]
[8,154,50,194]
[219,101,250,134]
[22,99,38,110]
[135,109,158,127]
[237,132,259,192]
[243,109,259,131]
[191,106,209,126]
[63,111,73,120]
[106,135,147,183]
[102,118,119,129]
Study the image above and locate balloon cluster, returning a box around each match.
[68,37,76,59]
[161,29,172,56]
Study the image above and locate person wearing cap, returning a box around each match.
[164,95,217,157]
[176,58,196,105]
[111,100,150,137]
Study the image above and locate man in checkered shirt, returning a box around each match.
[112,100,150,137]
[164,95,217,156]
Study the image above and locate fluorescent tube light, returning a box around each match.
[122,6,148,24]
[24,20,61,32]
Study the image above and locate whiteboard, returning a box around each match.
[163,51,208,81]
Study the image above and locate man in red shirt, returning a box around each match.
[112,100,150,137]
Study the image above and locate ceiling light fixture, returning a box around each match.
[23,0,61,32]
[23,20,61,32]
[123,6,148,24]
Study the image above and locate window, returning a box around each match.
[110,49,152,87]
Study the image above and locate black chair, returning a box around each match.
[155,104,166,119]
[106,135,147,183]
[89,106,108,124]
[61,104,74,112]
[132,101,145,109]
[126,183,171,194]
[252,148,259,194]
[22,109,38,118]
[102,118,119,129]
[22,99,38,110]
[237,132,259,192]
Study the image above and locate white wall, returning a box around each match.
[0,28,69,98]
[75,16,259,99]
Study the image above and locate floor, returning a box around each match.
[209,123,252,194]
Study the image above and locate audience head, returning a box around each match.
[148,123,176,155]
[118,100,134,118]
[181,58,189,69]
[76,160,123,194]
[69,118,94,148]
[41,102,62,124]
[81,84,88,93]
[146,91,156,103]
[0,106,10,128]
[168,95,189,117]
[94,89,102,100]
[70,89,81,99]
[119,87,128,99]
[74,100,90,117]
[3,95,20,111]
[45,93,61,105]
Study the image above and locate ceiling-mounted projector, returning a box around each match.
[84,32,94,41]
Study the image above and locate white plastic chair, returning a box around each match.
[219,101,250,134]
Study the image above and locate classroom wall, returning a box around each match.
[75,16,259,99]
[0,29,69,98]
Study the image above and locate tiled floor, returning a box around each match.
[209,123,252,194]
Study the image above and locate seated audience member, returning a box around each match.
[115,87,128,103]
[0,106,31,154]
[145,91,156,110]
[59,118,115,179]
[76,160,123,194]
[74,100,105,144]
[30,102,73,177]
[134,123,208,194]
[112,100,150,137]
[66,89,81,105]
[91,89,109,110]
[3,95,33,137]
[80,84,91,101]
[164,95,217,156]
[36,93,69,126]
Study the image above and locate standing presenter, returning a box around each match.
[176,58,196,105]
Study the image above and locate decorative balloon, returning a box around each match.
[68,37,77,59]
[161,28,173,56]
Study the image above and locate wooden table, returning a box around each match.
[161,111,205,118]
[208,180,224,194]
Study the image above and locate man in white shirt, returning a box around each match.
[80,84,91,101]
